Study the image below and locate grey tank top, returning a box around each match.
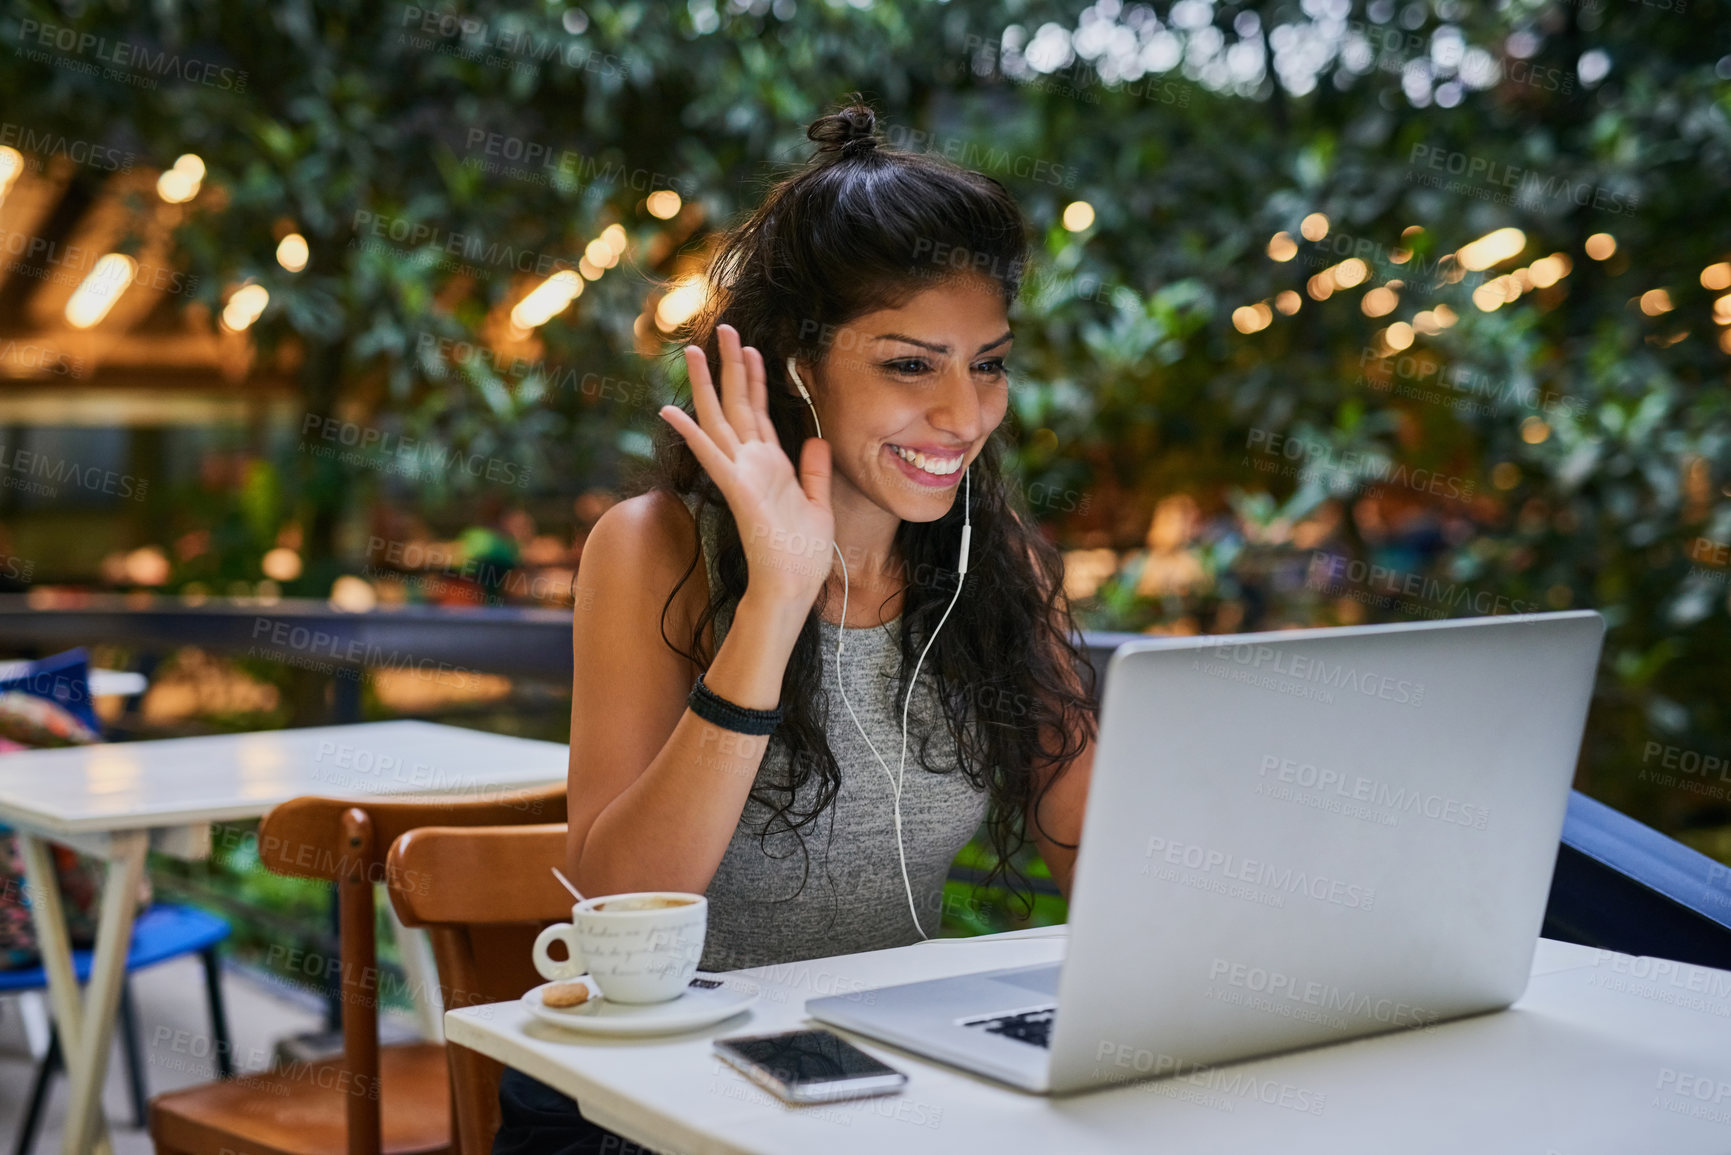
[677,492,990,972]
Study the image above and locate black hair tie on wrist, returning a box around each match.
[687,672,784,736]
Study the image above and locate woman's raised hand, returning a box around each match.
[659,324,835,611]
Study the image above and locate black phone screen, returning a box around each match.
[719,1029,899,1086]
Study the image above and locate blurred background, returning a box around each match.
[0,0,1727,990]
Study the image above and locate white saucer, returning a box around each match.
[522,973,759,1036]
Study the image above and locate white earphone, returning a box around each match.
[786,356,971,940]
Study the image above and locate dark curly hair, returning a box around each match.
[628,94,1097,919]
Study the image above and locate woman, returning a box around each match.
[493,97,1098,1154]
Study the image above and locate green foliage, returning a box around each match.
[3,0,1727,854]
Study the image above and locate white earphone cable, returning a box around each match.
[789,356,970,941]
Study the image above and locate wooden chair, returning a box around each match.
[148,785,567,1155]
[384,823,571,1155]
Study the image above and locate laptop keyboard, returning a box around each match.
[962,1006,1056,1048]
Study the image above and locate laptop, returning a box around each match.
[806,610,1606,1094]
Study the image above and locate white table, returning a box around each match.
[446,927,1731,1154]
[0,719,569,1155]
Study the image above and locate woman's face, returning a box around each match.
[797,273,1012,529]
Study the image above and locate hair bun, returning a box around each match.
[807,98,879,161]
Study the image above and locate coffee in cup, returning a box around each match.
[532,891,707,1004]
[595,896,697,911]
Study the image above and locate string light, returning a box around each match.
[156,154,205,204]
[511,269,584,330]
[65,254,137,328]
[220,283,270,332]
[1456,228,1526,272]
[276,233,309,272]
[1231,303,1273,333]
[655,274,709,333]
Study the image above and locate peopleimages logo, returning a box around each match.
[0,122,135,172]
[1206,957,1442,1029]
[349,209,578,278]
[1202,641,1425,707]
[15,20,248,91]
[1142,836,1376,910]
[1256,755,1490,830]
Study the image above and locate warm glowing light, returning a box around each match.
[0,146,22,203]
[1361,286,1399,317]
[1721,330,1731,354]
[276,233,309,272]
[1456,227,1526,272]
[1415,304,1461,332]
[601,224,628,254]
[1391,226,1423,265]
[1382,321,1414,351]
[1274,290,1301,315]
[646,190,682,219]
[578,256,604,281]
[157,169,197,203]
[585,238,617,269]
[1330,258,1369,289]
[655,275,709,333]
[329,574,378,613]
[1306,272,1334,301]
[1472,280,1507,312]
[262,547,303,582]
[1702,262,1731,291]
[124,546,170,586]
[1267,232,1298,262]
[1585,233,1617,260]
[1528,254,1566,288]
[1062,201,1095,231]
[221,283,271,332]
[511,269,584,330]
[1711,293,1731,323]
[1520,417,1551,445]
[65,253,137,328]
[1231,303,1273,333]
[1639,288,1674,316]
[1299,213,1329,242]
[156,154,206,204]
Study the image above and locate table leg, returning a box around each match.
[18,834,111,1155]
[20,830,144,1155]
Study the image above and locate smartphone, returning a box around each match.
[714,1028,908,1103]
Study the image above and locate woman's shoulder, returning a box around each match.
[592,489,696,547]
[581,489,710,627]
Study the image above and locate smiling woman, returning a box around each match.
[492,95,1100,1155]
[628,95,1098,931]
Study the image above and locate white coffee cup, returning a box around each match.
[532,891,707,1004]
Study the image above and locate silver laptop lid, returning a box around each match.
[1047,611,1605,1094]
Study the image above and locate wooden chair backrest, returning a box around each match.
[385,823,572,1155]
[254,786,566,1155]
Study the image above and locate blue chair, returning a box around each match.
[1,903,233,1155]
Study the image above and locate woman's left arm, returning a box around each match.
[1018,513,1098,901]
[1027,723,1094,899]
